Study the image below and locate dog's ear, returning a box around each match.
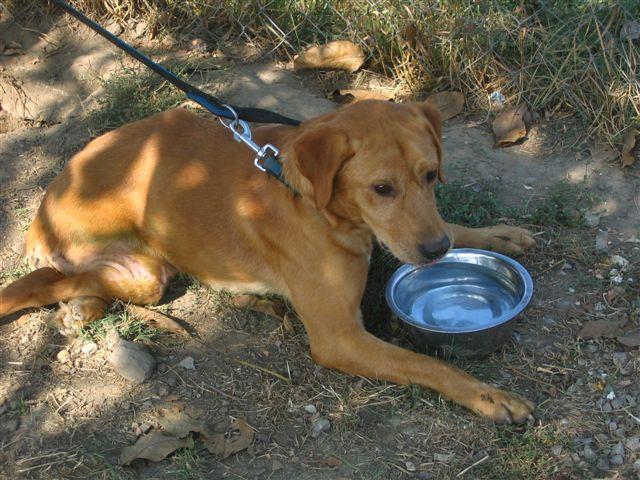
[292,127,354,210]
[420,102,445,182]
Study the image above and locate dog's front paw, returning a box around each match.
[483,225,536,255]
[471,386,535,424]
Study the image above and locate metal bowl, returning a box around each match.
[385,249,533,359]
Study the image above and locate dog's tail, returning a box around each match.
[0,268,105,318]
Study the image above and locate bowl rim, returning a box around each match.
[385,248,534,334]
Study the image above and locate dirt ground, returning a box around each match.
[1,11,639,480]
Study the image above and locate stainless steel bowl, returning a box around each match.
[385,249,533,359]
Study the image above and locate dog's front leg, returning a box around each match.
[287,257,534,423]
[447,223,536,255]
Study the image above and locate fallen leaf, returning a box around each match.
[621,129,636,167]
[159,406,206,438]
[2,41,23,55]
[493,103,529,147]
[425,91,465,121]
[282,312,296,335]
[617,329,640,347]
[579,319,627,339]
[328,89,393,104]
[323,455,342,467]
[203,418,254,458]
[120,431,192,465]
[126,305,189,337]
[293,41,365,72]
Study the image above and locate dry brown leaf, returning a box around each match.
[158,406,206,438]
[621,129,636,167]
[578,319,627,339]
[203,418,253,459]
[293,41,364,72]
[2,41,23,55]
[126,305,189,337]
[323,455,343,467]
[328,89,393,105]
[424,91,465,121]
[617,329,640,347]
[120,431,192,465]
[282,312,296,335]
[493,103,529,147]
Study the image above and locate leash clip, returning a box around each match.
[218,105,281,174]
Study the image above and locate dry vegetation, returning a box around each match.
[9,0,639,155]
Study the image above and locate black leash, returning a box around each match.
[52,0,301,127]
[53,0,303,186]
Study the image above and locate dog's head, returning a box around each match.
[290,100,451,265]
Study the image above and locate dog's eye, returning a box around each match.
[373,183,395,197]
[425,170,437,183]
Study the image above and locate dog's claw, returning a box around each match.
[473,387,535,424]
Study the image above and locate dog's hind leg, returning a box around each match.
[0,254,174,334]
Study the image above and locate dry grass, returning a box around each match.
[9,0,638,154]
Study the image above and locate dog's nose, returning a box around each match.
[418,235,451,261]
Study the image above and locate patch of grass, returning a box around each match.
[436,180,511,227]
[0,260,30,286]
[81,308,164,345]
[86,67,183,136]
[527,180,598,228]
[165,445,205,480]
[474,424,576,479]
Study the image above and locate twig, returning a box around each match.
[457,454,489,477]
[234,358,291,382]
[534,259,564,277]
[505,365,555,388]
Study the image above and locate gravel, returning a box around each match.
[310,417,330,438]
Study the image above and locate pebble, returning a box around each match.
[81,341,97,355]
[626,436,640,452]
[551,445,563,456]
[157,384,170,397]
[634,459,640,470]
[595,230,609,252]
[585,212,601,227]
[405,461,417,472]
[610,454,624,466]
[596,458,609,471]
[434,453,455,463]
[611,442,625,456]
[310,417,330,438]
[178,356,195,370]
[304,404,317,415]
[583,446,596,460]
[56,349,69,363]
[108,340,156,384]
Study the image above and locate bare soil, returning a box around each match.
[1,12,639,480]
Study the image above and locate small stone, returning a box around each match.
[434,453,455,463]
[595,433,608,444]
[81,341,97,355]
[178,356,195,370]
[139,422,152,434]
[606,391,616,401]
[405,461,417,472]
[634,459,640,470]
[551,445,563,456]
[596,458,609,471]
[157,384,169,397]
[626,436,640,452]
[611,442,625,456]
[304,404,317,415]
[611,397,625,409]
[585,212,601,227]
[610,454,624,466]
[596,230,609,252]
[56,349,69,363]
[310,417,330,438]
[108,340,156,384]
[602,402,613,412]
[610,255,629,269]
[105,20,123,36]
[583,446,596,460]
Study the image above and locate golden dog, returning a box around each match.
[0,100,536,422]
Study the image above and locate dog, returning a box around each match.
[0,100,536,422]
